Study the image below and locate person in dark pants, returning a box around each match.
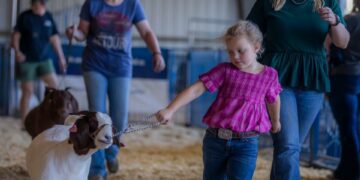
[11,0,66,125]
[328,1,360,179]
[247,0,350,179]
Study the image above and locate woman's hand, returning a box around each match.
[152,54,166,72]
[156,108,173,124]
[318,7,338,26]
[65,25,75,41]
[65,24,87,42]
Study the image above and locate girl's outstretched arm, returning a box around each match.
[156,81,206,123]
[266,96,281,133]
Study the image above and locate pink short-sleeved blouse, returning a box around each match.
[199,63,282,133]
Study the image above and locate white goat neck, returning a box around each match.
[26,125,97,180]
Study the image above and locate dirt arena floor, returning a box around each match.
[0,117,332,180]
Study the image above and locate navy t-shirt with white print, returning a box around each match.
[80,0,146,78]
[14,10,58,62]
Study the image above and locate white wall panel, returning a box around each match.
[138,0,240,48]
[0,1,12,32]
[240,0,256,18]
[0,0,15,42]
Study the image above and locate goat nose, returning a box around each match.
[105,135,112,141]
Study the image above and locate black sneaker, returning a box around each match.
[106,159,119,174]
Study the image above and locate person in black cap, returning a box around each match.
[11,0,66,125]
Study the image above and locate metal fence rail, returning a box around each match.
[0,44,16,116]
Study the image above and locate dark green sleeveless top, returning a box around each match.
[247,0,345,92]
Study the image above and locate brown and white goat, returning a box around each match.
[25,87,79,138]
[26,111,120,180]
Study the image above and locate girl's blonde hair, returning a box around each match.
[272,0,324,11]
[222,20,264,55]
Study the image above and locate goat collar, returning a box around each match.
[89,124,111,140]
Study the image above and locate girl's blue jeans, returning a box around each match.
[270,88,324,180]
[83,71,131,177]
[202,130,259,180]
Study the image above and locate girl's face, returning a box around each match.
[226,36,260,69]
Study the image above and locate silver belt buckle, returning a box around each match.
[218,128,232,140]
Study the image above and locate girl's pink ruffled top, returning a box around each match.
[199,63,282,133]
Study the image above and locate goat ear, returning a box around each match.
[45,86,55,96]
[73,98,79,111]
[64,115,82,126]
[69,124,78,133]
[96,112,112,125]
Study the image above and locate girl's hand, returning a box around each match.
[271,120,281,133]
[152,54,166,72]
[156,108,173,124]
[318,7,338,26]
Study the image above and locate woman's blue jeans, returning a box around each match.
[202,130,259,180]
[329,75,360,180]
[83,71,131,177]
[270,88,324,180]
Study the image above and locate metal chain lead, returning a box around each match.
[113,114,162,137]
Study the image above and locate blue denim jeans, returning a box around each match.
[270,88,324,180]
[83,71,131,177]
[202,130,259,180]
[329,75,360,180]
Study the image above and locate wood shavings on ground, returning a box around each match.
[0,117,332,180]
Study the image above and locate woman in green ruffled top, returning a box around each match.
[247,0,349,179]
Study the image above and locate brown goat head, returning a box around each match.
[42,87,79,124]
[25,87,79,139]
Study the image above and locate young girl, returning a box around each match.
[156,20,282,180]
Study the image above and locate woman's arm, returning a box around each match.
[329,23,349,49]
[319,7,349,49]
[156,81,207,123]
[135,20,165,72]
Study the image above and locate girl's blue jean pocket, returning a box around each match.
[202,131,258,180]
